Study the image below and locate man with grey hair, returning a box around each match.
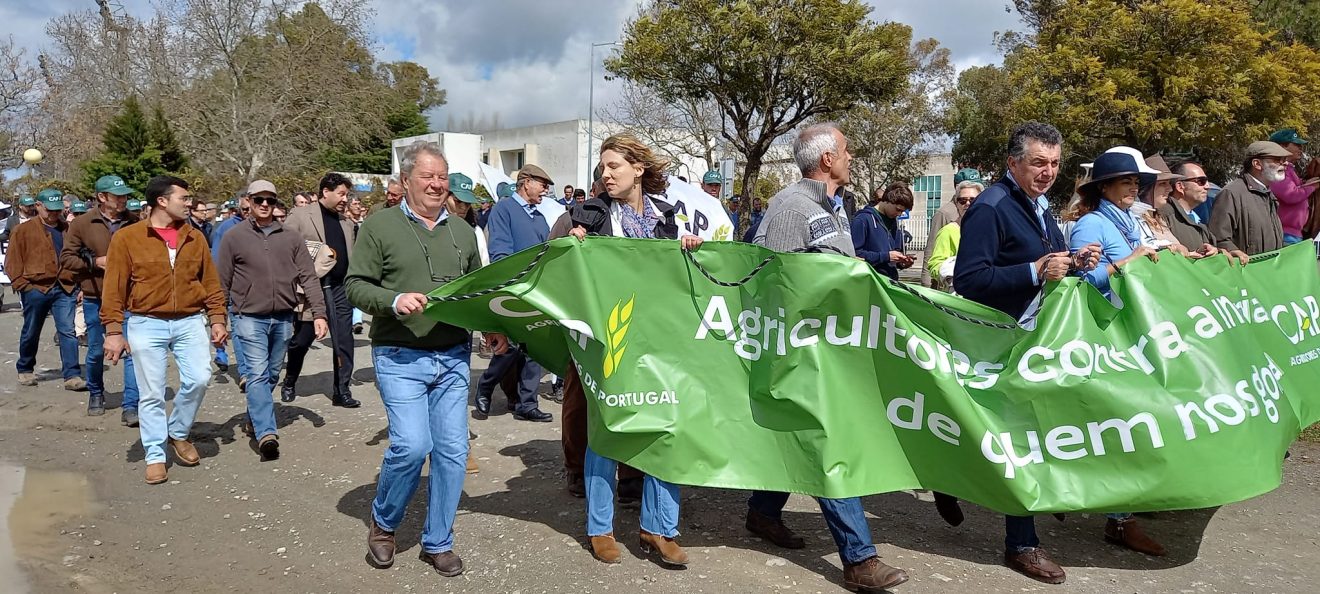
[953,121,1101,585]
[347,140,509,577]
[370,176,406,216]
[749,122,910,593]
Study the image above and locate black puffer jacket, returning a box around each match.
[569,194,679,240]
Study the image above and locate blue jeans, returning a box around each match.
[233,313,293,440]
[126,314,213,464]
[585,445,679,537]
[1005,515,1039,551]
[83,299,139,410]
[17,287,80,379]
[1285,233,1303,245]
[213,308,250,378]
[749,491,876,564]
[371,342,471,554]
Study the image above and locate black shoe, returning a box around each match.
[258,435,281,461]
[473,395,491,420]
[214,359,229,372]
[617,476,642,506]
[353,323,364,335]
[546,386,564,404]
[238,377,247,393]
[121,408,138,427]
[512,408,552,422]
[934,492,965,527]
[567,473,586,498]
[333,393,361,408]
[87,393,106,417]
[281,383,296,403]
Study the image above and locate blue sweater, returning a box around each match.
[851,205,903,280]
[210,216,243,265]
[953,176,1067,320]
[486,195,549,262]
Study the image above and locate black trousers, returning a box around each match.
[284,283,354,395]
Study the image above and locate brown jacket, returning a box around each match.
[284,202,355,253]
[1209,174,1285,255]
[60,208,131,299]
[216,218,326,319]
[4,217,75,293]
[101,220,228,335]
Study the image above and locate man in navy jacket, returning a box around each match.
[474,165,554,422]
[952,122,1101,586]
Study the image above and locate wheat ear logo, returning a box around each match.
[603,294,635,379]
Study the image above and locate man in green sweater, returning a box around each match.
[346,140,509,579]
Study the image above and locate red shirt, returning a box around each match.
[152,226,179,249]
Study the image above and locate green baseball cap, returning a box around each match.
[702,170,723,185]
[94,175,136,196]
[126,199,144,211]
[18,195,35,207]
[448,173,479,204]
[1269,128,1307,146]
[37,188,65,210]
[953,168,985,186]
[71,201,89,213]
[496,182,513,199]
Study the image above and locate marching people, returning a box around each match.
[565,133,701,567]
[1,195,37,243]
[852,183,915,280]
[752,122,910,592]
[209,192,248,375]
[473,164,555,423]
[188,199,214,242]
[6,188,85,393]
[62,175,142,423]
[701,169,722,198]
[560,184,575,205]
[217,180,328,461]
[1209,141,1290,256]
[1266,129,1318,245]
[953,121,1103,585]
[369,177,405,216]
[926,178,984,291]
[101,175,228,485]
[1132,153,1186,251]
[293,192,313,208]
[284,173,360,408]
[346,140,504,577]
[446,173,490,265]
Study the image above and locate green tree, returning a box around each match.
[946,65,1015,173]
[947,0,1320,200]
[1252,0,1320,47]
[317,61,444,174]
[837,38,954,195]
[148,104,188,173]
[79,96,167,195]
[608,0,913,237]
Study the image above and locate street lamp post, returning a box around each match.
[587,41,620,187]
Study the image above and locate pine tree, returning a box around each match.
[80,96,169,194]
[101,95,151,157]
[148,104,188,173]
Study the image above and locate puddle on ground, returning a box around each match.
[0,463,99,593]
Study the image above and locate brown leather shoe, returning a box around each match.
[842,556,909,592]
[145,463,167,485]
[746,508,805,549]
[1005,547,1066,584]
[639,531,688,566]
[168,437,200,466]
[589,533,621,564]
[466,452,479,474]
[1104,518,1166,556]
[366,518,395,568]
[419,549,464,576]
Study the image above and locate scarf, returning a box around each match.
[618,197,660,239]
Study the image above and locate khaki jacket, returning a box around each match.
[61,208,129,298]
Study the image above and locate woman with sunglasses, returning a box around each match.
[565,133,701,567]
[926,180,984,293]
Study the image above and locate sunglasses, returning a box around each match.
[1182,177,1209,186]
[250,196,279,206]
[955,197,975,205]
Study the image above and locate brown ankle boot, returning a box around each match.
[639,531,688,566]
[589,533,621,564]
[1104,517,1166,556]
[466,452,479,474]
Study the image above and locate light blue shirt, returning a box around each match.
[1068,201,1138,301]
[512,194,539,219]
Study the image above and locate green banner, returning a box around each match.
[425,237,1320,515]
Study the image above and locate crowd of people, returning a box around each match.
[0,114,1311,590]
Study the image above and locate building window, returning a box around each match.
[914,175,942,219]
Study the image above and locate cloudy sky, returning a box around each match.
[2,0,1024,130]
